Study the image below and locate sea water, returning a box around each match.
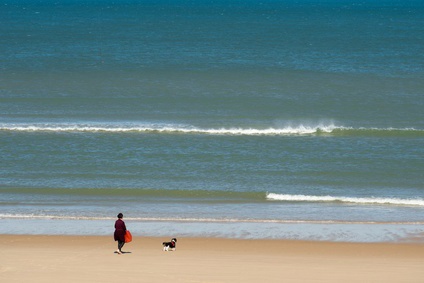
[1,0,424,242]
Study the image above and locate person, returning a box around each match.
[114,213,126,254]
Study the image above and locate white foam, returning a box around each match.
[1,122,422,136]
[0,122,338,135]
[266,193,424,207]
[1,214,423,225]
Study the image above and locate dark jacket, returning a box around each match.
[114,219,127,242]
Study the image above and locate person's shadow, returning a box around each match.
[114,251,132,254]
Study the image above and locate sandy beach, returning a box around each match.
[1,235,423,282]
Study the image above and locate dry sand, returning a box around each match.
[1,235,423,282]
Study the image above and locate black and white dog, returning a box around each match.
[162,238,177,251]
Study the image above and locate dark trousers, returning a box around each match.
[118,240,125,251]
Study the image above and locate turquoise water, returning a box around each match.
[1,0,423,241]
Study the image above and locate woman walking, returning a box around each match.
[114,213,126,254]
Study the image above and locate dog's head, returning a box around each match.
[171,238,177,243]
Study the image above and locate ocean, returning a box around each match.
[1,0,423,242]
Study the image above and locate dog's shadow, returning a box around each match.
[114,251,132,254]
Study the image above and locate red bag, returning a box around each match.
[124,230,132,243]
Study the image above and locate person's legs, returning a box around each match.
[118,240,125,253]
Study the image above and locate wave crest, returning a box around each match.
[1,122,422,136]
[0,122,335,135]
[266,193,424,207]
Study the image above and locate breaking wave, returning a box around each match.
[266,193,424,207]
[0,122,422,137]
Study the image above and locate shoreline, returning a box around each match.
[3,218,424,243]
[1,235,424,282]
